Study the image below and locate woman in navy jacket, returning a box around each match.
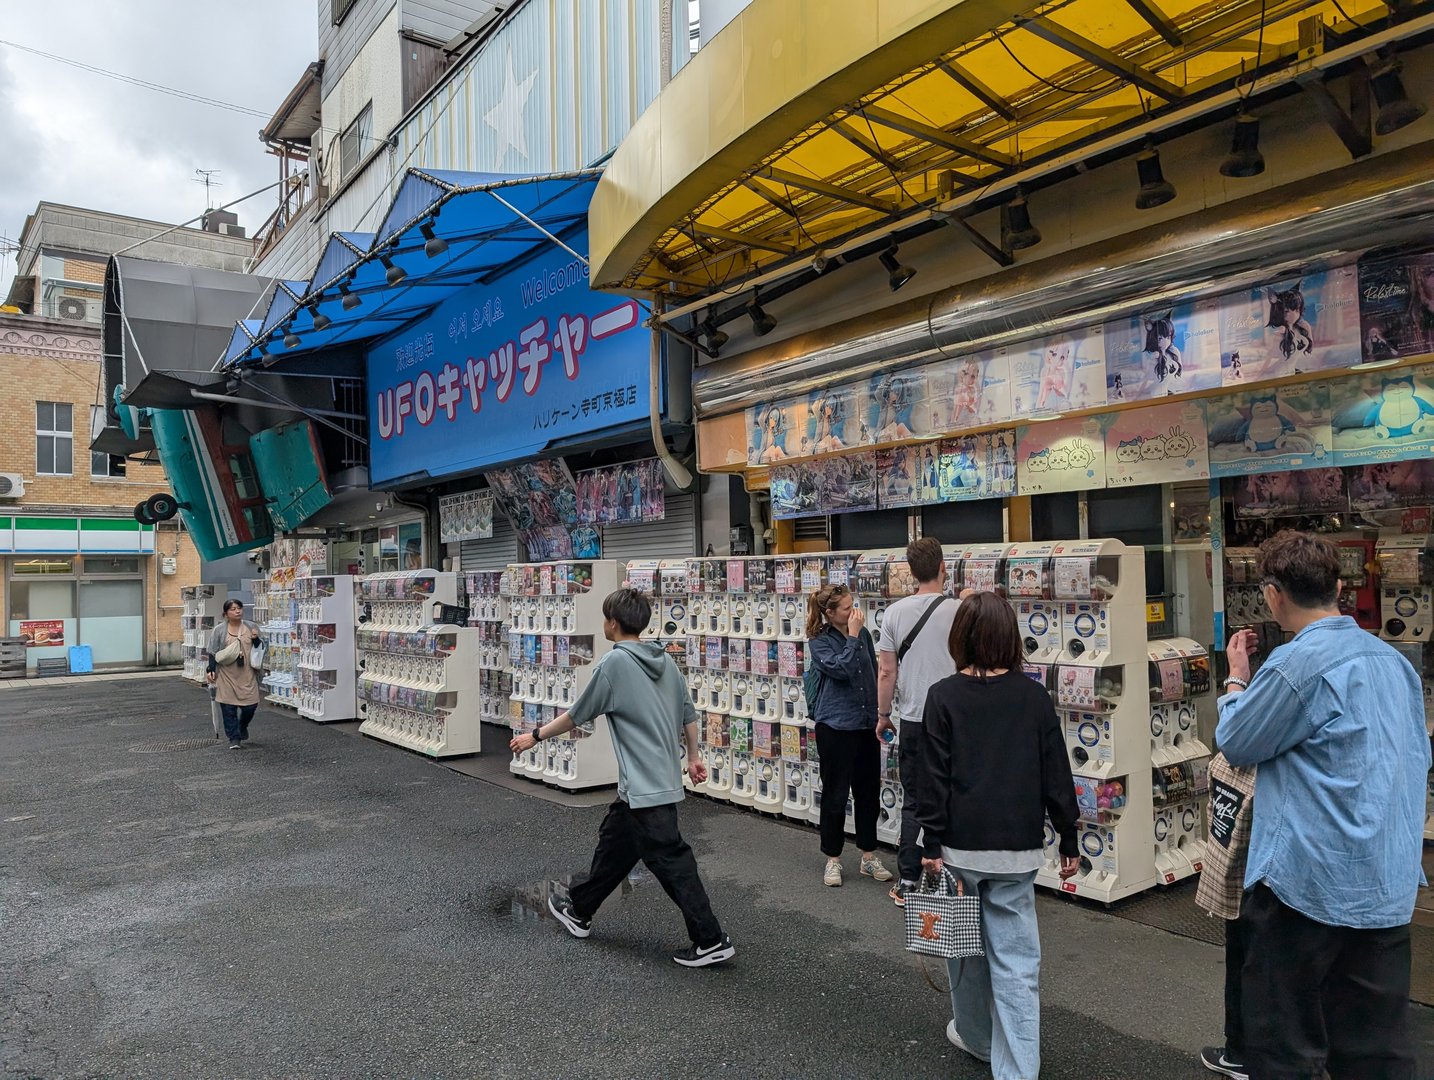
[807,583,892,888]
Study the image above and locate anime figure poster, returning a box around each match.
[875,446,924,509]
[769,465,816,520]
[812,452,879,515]
[747,398,808,466]
[486,460,578,530]
[865,369,930,444]
[1356,249,1434,362]
[1204,383,1334,477]
[1220,268,1361,385]
[438,490,494,543]
[938,434,989,502]
[575,459,665,525]
[1103,401,1210,487]
[521,527,574,561]
[913,441,944,504]
[1347,459,1434,512]
[931,349,1012,432]
[1234,468,1347,519]
[570,526,602,560]
[1016,417,1106,494]
[1010,327,1107,416]
[805,387,859,456]
[1105,300,1222,402]
[986,430,1018,498]
[1330,364,1434,466]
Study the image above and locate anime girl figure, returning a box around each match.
[1144,314,1183,385]
[992,433,1015,486]
[810,393,849,453]
[619,464,642,522]
[882,449,913,505]
[950,360,982,425]
[1036,345,1071,410]
[755,405,789,464]
[872,374,917,441]
[1266,282,1314,366]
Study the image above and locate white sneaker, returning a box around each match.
[860,855,894,882]
[823,859,842,887]
[946,1020,991,1063]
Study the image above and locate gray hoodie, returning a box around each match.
[568,640,695,808]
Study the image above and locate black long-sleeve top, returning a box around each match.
[916,670,1080,859]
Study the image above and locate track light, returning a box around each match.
[311,308,332,332]
[699,312,728,353]
[878,244,917,292]
[1369,57,1426,136]
[420,221,448,258]
[1134,142,1177,210]
[381,253,407,286]
[339,282,361,311]
[283,330,301,349]
[1218,110,1266,178]
[747,297,777,337]
[1000,186,1042,250]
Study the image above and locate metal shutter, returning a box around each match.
[598,492,699,564]
[459,515,521,570]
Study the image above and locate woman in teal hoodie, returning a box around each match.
[509,587,735,968]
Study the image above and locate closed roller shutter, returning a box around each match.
[459,515,521,570]
[598,492,698,564]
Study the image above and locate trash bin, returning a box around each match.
[67,645,94,674]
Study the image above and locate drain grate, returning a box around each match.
[128,738,216,754]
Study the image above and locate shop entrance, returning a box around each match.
[7,556,146,667]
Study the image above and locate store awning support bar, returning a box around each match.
[936,60,1018,120]
[484,189,589,267]
[1122,0,1186,46]
[691,223,795,256]
[189,388,369,446]
[1297,66,1374,158]
[648,296,694,490]
[937,212,1014,268]
[755,165,900,214]
[860,104,1015,167]
[1012,16,1187,100]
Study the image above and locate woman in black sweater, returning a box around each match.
[914,591,1079,1080]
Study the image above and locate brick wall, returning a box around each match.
[62,257,107,286]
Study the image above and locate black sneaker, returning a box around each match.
[1200,1046,1248,1080]
[890,880,914,908]
[673,934,735,968]
[547,894,591,939]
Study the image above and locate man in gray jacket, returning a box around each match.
[509,588,734,968]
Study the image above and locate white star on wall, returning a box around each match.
[484,51,538,164]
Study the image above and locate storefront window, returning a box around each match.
[1088,487,1167,595]
[12,558,75,576]
[78,579,144,665]
[83,557,141,575]
[10,580,76,620]
[831,507,909,550]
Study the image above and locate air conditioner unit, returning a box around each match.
[0,474,26,499]
[56,297,89,321]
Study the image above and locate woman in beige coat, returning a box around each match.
[206,599,262,749]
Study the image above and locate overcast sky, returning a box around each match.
[0,1,318,294]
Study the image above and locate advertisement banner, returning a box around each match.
[864,369,931,444]
[20,620,64,648]
[1357,250,1434,362]
[747,398,808,466]
[1219,268,1361,385]
[1016,418,1106,494]
[575,459,665,525]
[1010,327,1107,416]
[439,490,494,544]
[770,453,879,519]
[485,460,578,530]
[1330,364,1434,466]
[804,386,860,455]
[1233,468,1347,519]
[366,227,647,486]
[938,431,1017,501]
[876,445,924,508]
[1205,383,1333,477]
[1347,459,1434,512]
[1103,401,1210,487]
[1105,300,1222,403]
[931,349,1012,432]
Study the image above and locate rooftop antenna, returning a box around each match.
[193,169,222,210]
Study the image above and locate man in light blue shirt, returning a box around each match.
[1217,530,1428,1080]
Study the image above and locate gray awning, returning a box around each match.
[90,425,156,457]
[120,369,229,410]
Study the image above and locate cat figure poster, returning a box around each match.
[1016,418,1106,494]
[1356,249,1434,362]
[1219,269,1361,384]
[1011,327,1107,416]
[1205,383,1333,477]
[1331,365,1434,466]
[1103,402,1210,487]
[1105,301,1221,402]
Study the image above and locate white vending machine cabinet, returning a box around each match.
[295,575,357,722]
[180,584,224,683]
[465,570,512,726]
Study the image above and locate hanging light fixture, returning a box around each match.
[699,312,729,353]
[283,329,301,349]
[878,243,917,292]
[747,297,777,337]
[1219,110,1266,178]
[381,253,407,286]
[1368,57,1426,136]
[1000,186,1042,250]
[420,221,448,258]
[339,281,361,311]
[311,308,332,332]
[1134,141,1177,210]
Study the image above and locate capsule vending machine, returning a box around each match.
[955,543,1008,597]
[751,717,784,813]
[876,740,902,846]
[1334,539,1379,630]
[853,551,891,645]
[703,712,733,801]
[747,556,780,641]
[1147,638,1213,882]
[774,557,805,641]
[780,713,812,820]
[1006,543,1061,679]
[1038,539,1157,902]
[1376,536,1433,643]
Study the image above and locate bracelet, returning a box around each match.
[1224,677,1249,690]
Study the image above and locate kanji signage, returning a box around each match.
[367,228,649,486]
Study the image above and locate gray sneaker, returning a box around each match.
[823,860,842,887]
[859,855,893,882]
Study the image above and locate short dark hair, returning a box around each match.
[907,536,944,584]
[948,591,1023,673]
[223,599,244,614]
[1258,529,1341,608]
[602,588,652,634]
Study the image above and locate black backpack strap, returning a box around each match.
[897,595,952,663]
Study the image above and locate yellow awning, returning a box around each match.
[591,0,1394,300]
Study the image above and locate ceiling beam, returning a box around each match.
[1121,0,1185,47]
[740,177,803,219]
[690,223,795,255]
[833,119,904,172]
[754,165,900,214]
[861,104,1015,167]
[938,213,1013,269]
[936,60,1018,120]
[1013,16,1186,100]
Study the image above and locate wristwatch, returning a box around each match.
[532,725,544,742]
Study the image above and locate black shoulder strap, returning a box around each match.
[897,595,952,663]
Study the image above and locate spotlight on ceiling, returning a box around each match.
[1134,141,1177,210]
[420,221,448,258]
[1368,57,1427,136]
[1219,110,1266,178]
[283,330,301,349]
[747,297,777,337]
[311,309,332,332]
[339,282,361,311]
[878,243,917,292]
[699,312,729,353]
[1000,186,1042,251]
[381,253,407,286]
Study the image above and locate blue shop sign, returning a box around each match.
[366,230,648,486]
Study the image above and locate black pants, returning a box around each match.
[1241,883,1416,1080]
[814,722,879,857]
[1224,914,1249,1061]
[567,800,723,947]
[896,720,926,882]
[220,703,257,743]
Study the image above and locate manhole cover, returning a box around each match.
[128,738,215,754]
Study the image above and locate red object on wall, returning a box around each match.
[1335,539,1379,630]
[20,620,65,648]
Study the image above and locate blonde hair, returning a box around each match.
[806,583,851,639]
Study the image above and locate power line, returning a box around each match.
[0,38,270,118]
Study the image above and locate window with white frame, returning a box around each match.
[90,407,125,478]
[339,103,373,181]
[36,401,73,476]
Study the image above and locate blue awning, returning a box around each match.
[228,168,603,367]
[223,319,263,365]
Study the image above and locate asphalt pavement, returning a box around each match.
[3,677,1431,1079]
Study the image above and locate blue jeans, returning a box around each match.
[220,703,257,743]
[945,868,1041,1080]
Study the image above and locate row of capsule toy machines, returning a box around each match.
[501,560,623,790]
[293,575,357,722]
[353,570,484,757]
[180,584,224,682]
[463,570,513,726]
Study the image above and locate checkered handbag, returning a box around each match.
[904,868,984,959]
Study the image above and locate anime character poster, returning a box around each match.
[1010,327,1107,416]
[938,434,988,502]
[1330,364,1434,466]
[1347,459,1434,512]
[521,527,574,560]
[1016,418,1106,494]
[1103,401,1210,487]
[1357,249,1434,362]
[1204,383,1333,477]
[768,465,809,520]
[876,445,924,508]
[1220,268,1361,385]
[931,349,1012,431]
[914,441,944,504]
[438,490,494,543]
[865,369,929,444]
[812,452,879,515]
[747,398,809,466]
[1105,300,1222,402]
[486,461,578,530]
[805,387,859,456]
[1234,468,1347,519]
[986,430,1018,498]
[576,459,666,525]
[571,526,602,560]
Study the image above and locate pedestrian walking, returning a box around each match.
[806,582,892,888]
[876,537,958,907]
[508,588,734,968]
[915,590,1079,1080]
[206,599,262,750]
[1194,753,1257,1080]
[1216,530,1429,1079]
